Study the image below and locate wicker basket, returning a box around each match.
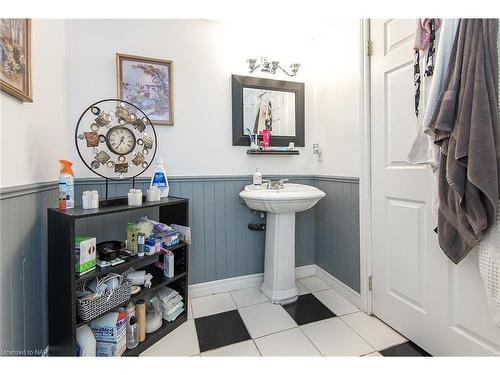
[76,278,132,322]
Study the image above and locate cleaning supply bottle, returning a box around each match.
[59,160,75,209]
[150,158,169,198]
[126,315,139,349]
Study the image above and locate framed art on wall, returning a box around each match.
[0,19,32,102]
[116,53,174,125]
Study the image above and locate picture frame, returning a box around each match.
[0,19,32,102]
[116,53,174,126]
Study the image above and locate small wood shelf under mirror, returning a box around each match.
[247,149,299,155]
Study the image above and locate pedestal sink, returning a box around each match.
[239,182,326,304]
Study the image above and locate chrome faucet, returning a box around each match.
[263,179,289,190]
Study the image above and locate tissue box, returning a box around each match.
[91,311,127,357]
[96,339,126,357]
[90,311,127,343]
[74,236,96,275]
[127,223,139,255]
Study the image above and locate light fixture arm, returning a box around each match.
[277,64,295,77]
[247,57,300,76]
[249,63,261,73]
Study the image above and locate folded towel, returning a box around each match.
[163,301,185,322]
[157,286,179,302]
[164,308,184,322]
[161,295,183,311]
[163,301,184,315]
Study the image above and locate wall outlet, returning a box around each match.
[312,143,322,160]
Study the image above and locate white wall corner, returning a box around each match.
[314,265,361,308]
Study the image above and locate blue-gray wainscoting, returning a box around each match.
[73,176,316,285]
[0,183,58,356]
[0,175,358,355]
[314,177,360,292]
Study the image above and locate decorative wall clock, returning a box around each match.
[75,99,157,189]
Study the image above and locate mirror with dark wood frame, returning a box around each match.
[231,75,305,147]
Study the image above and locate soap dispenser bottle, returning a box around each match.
[253,168,262,186]
[150,158,169,198]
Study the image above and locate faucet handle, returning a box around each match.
[261,179,271,189]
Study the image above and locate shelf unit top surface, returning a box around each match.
[48,196,188,219]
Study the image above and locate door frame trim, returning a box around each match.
[359,18,373,314]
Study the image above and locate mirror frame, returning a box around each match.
[231,74,305,147]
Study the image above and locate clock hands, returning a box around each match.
[118,135,126,148]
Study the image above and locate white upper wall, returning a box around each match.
[65,19,318,179]
[0,18,363,188]
[312,20,363,177]
[0,20,70,188]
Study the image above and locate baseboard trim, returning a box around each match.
[188,265,316,299]
[315,265,361,308]
[189,272,264,299]
[188,264,361,309]
[294,264,317,279]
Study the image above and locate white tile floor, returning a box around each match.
[298,276,330,292]
[140,319,200,356]
[141,276,408,357]
[341,311,407,351]
[230,287,267,308]
[300,318,374,356]
[191,292,236,318]
[254,327,321,356]
[296,280,310,295]
[201,340,260,356]
[313,289,359,316]
[239,301,297,338]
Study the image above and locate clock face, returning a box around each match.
[76,99,157,181]
[106,126,136,155]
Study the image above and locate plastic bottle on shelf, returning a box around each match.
[163,250,175,278]
[126,316,139,349]
[58,160,75,209]
[150,158,169,198]
[137,233,145,257]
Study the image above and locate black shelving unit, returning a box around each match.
[48,196,189,356]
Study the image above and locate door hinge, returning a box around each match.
[367,40,373,56]
[368,275,373,291]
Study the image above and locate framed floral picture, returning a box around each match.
[0,19,32,102]
[116,53,173,125]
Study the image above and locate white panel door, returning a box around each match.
[370,18,500,356]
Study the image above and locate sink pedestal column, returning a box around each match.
[260,212,298,304]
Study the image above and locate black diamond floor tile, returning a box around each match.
[379,341,432,357]
[282,293,336,325]
[194,309,251,352]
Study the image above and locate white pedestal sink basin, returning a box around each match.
[239,183,326,304]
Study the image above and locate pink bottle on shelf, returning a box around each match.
[259,129,271,149]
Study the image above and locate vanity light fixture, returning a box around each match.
[247,57,300,77]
